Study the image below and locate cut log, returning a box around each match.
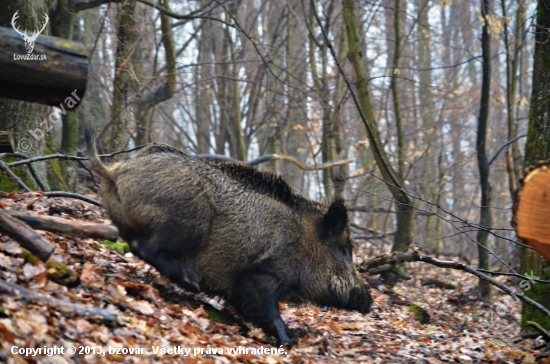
[0,210,118,241]
[515,164,550,262]
[0,27,87,106]
[0,212,54,261]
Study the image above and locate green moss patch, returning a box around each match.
[100,240,130,254]
[409,303,430,324]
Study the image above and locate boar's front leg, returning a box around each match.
[129,233,200,292]
[231,267,291,348]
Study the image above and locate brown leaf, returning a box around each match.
[120,282,157,302]
[0,322,16,342]
[132,300,155,315]
[80,262,105,288]
[75,318,95,334]
[329,319,342,335]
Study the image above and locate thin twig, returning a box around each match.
[45,192,102,207]
[488,132,527,166]
[361,249,550,317]
[527,321,550,343]
[477,269,550,284]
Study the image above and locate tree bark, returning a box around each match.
[342,0,414,286]
[519,0,550,331]
[110,0,137,152]
[475,0,493,301]
[0,0,50,192]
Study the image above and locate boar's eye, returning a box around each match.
[340,247,347,257]
[340,245,350,258]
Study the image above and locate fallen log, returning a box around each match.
[0,279,118,326]
[0,27,87,106]
[0,212,54,261]
[1,210,118,241]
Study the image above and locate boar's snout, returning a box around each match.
[347,285,373,314]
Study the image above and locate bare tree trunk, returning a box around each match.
[110,0,137,152]
[390,0,404,180]
[342,0,414,286]
[0,0,49,191]
[501,0,523,195]
[135,0,176,146]
[50,0,79,190]
[519,0,550,331]
[476,0,493,301]
[223,9,246,161]
[194,21,212,154]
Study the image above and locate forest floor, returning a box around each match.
[0,192,545,364]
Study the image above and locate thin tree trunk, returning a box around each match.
[342,0,414,286]
[110,0,137,151]
[476,0,493,301]
[390,0,404,180]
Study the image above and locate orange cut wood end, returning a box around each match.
[516,166,550,262]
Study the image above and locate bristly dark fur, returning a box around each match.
[139,144,320,211]
[139,143,189,157]
[209,161,319,211]
[87,137,372,348]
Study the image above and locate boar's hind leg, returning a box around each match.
[231,268,291,347]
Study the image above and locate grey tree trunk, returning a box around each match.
[0,0,50,191]
[476,0,493,301]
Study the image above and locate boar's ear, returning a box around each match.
[322,199,348,236]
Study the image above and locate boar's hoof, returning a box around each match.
[273,317,291,349]
[280,339,292,350]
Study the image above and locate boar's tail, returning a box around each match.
[85,125,114,182]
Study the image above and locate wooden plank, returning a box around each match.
[0,27,88,106]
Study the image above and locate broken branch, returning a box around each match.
[0,279,118,326]
[1,210,118,241]
[0,212,54,261]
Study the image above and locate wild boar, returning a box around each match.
[85,129,372,347]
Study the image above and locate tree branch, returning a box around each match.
[0,279,118,326]
[45,192,102,207]
[488,132,527,166]
[0,160,32,192]
[0,212,55,262]
[361,249,550,318]
[1,210,117,241]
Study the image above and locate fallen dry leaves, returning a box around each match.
[0,192,543,363]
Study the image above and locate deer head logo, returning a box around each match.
[11,11,49,54]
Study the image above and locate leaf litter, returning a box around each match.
[0,192,542,363]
